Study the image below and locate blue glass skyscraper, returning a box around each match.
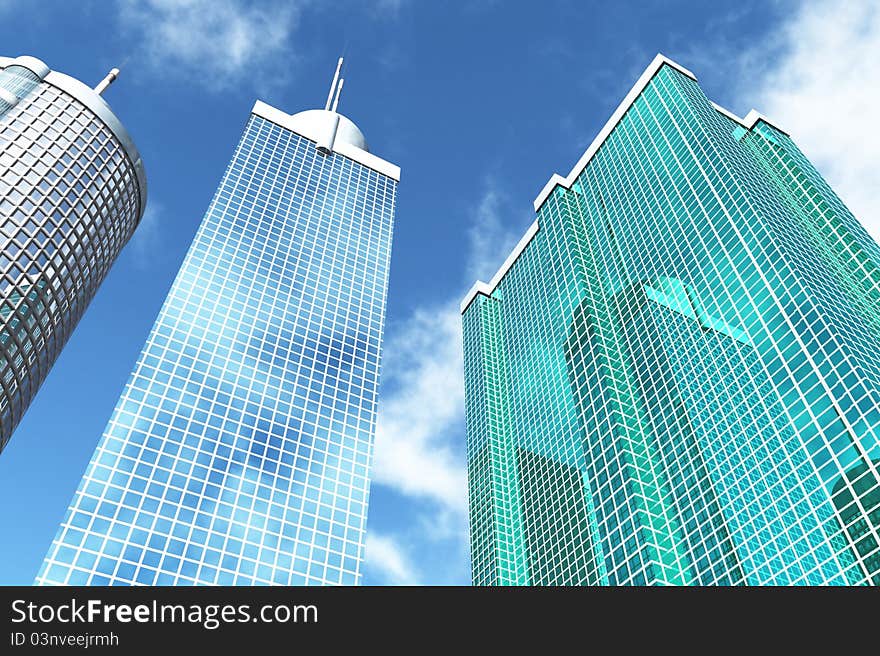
[37,64,400,585]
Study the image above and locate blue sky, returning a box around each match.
[0,0,877,585]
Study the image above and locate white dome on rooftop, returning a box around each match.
[287,109,369,153]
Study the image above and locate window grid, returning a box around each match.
[37,113,397,587]
[0,65,142,451]
[464,62,880,586]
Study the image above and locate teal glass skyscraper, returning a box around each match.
[36,63,400,586]
[462,54,880,586]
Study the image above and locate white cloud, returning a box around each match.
[130,200,162,269]
[373,302,468,514]
[465,182,530,284]
[364,532,419,585]
[117,0,302,90]
[739,0,880,241]
[372,180,529,514]
[367,180,528,582]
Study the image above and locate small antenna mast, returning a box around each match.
[95,68,120,96]
[331,78,344,113]
[324,57,343,111]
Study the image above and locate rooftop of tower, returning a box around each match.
[459,53,786,314]
[287,108,369,152]
[249,58,400,181]
[0,54,147,216]
[251,101,400,181]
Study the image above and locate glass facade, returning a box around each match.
[36,102,398,585]
[462,56,880,585]
[0,55,145,451]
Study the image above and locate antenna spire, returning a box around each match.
[95,68,120,96]
[331,78,344,113]
[324,57,343,111]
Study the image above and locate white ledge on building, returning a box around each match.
[461,53,787,315]
[251,100,400,181]
[712,103,789,136]
[460,220,540,314]
[532,53,787,211]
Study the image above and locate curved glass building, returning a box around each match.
[0,55,146,452]
[462,54,880,586]
[36,65,399,586]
